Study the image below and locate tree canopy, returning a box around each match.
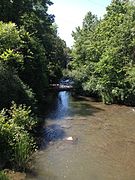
[0,0,70,109]
[70,0,135,105]
[0,0,70,173]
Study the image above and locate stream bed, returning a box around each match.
[26,91,135,180]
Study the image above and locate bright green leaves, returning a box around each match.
[0,22,23,68]
[9,102,37,131]
[0,22,20,54]
[70,0,135,105]
[0,102,36,170]
[0,49,23,69]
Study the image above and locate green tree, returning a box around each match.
[70,0,135,105]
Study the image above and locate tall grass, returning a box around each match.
[13,132,34,171]
[0,171,9,180]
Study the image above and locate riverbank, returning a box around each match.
[3,170,26,180]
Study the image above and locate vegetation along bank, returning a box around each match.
[0,0,135,178]
[0,0,70,178]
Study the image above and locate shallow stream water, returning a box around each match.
[26,91,135,180]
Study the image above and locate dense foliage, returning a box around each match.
[0,0,69,173]
[0,102,37,170]
[0,0,69,109]
[70,0,135,105]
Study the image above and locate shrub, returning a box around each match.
[11,129,34,170]
[0,103,37,170]
[9,102,37,131]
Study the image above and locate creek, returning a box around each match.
[26,91,135,180]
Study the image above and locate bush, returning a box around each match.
[9,102,37,131]
[0,103,37,170]
[11,129,34,170]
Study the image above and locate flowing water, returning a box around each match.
[26,91,135,180]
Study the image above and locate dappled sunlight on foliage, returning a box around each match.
[70,0,135,105]
[0,102,37,170]
[0,0,70,173]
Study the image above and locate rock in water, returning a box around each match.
[66,137,73,141]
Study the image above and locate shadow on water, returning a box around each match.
[45,91,104,120]
[40,124,66,149]
[72,102,103,117]
[72,95,99,102]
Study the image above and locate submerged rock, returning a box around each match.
[66,136,73,141]
[65,136,78,144]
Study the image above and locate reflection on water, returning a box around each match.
[26,91,135,180]
[46,91,103,120]
[47,91,71,120]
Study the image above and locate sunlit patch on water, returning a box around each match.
[46,91,72,120]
